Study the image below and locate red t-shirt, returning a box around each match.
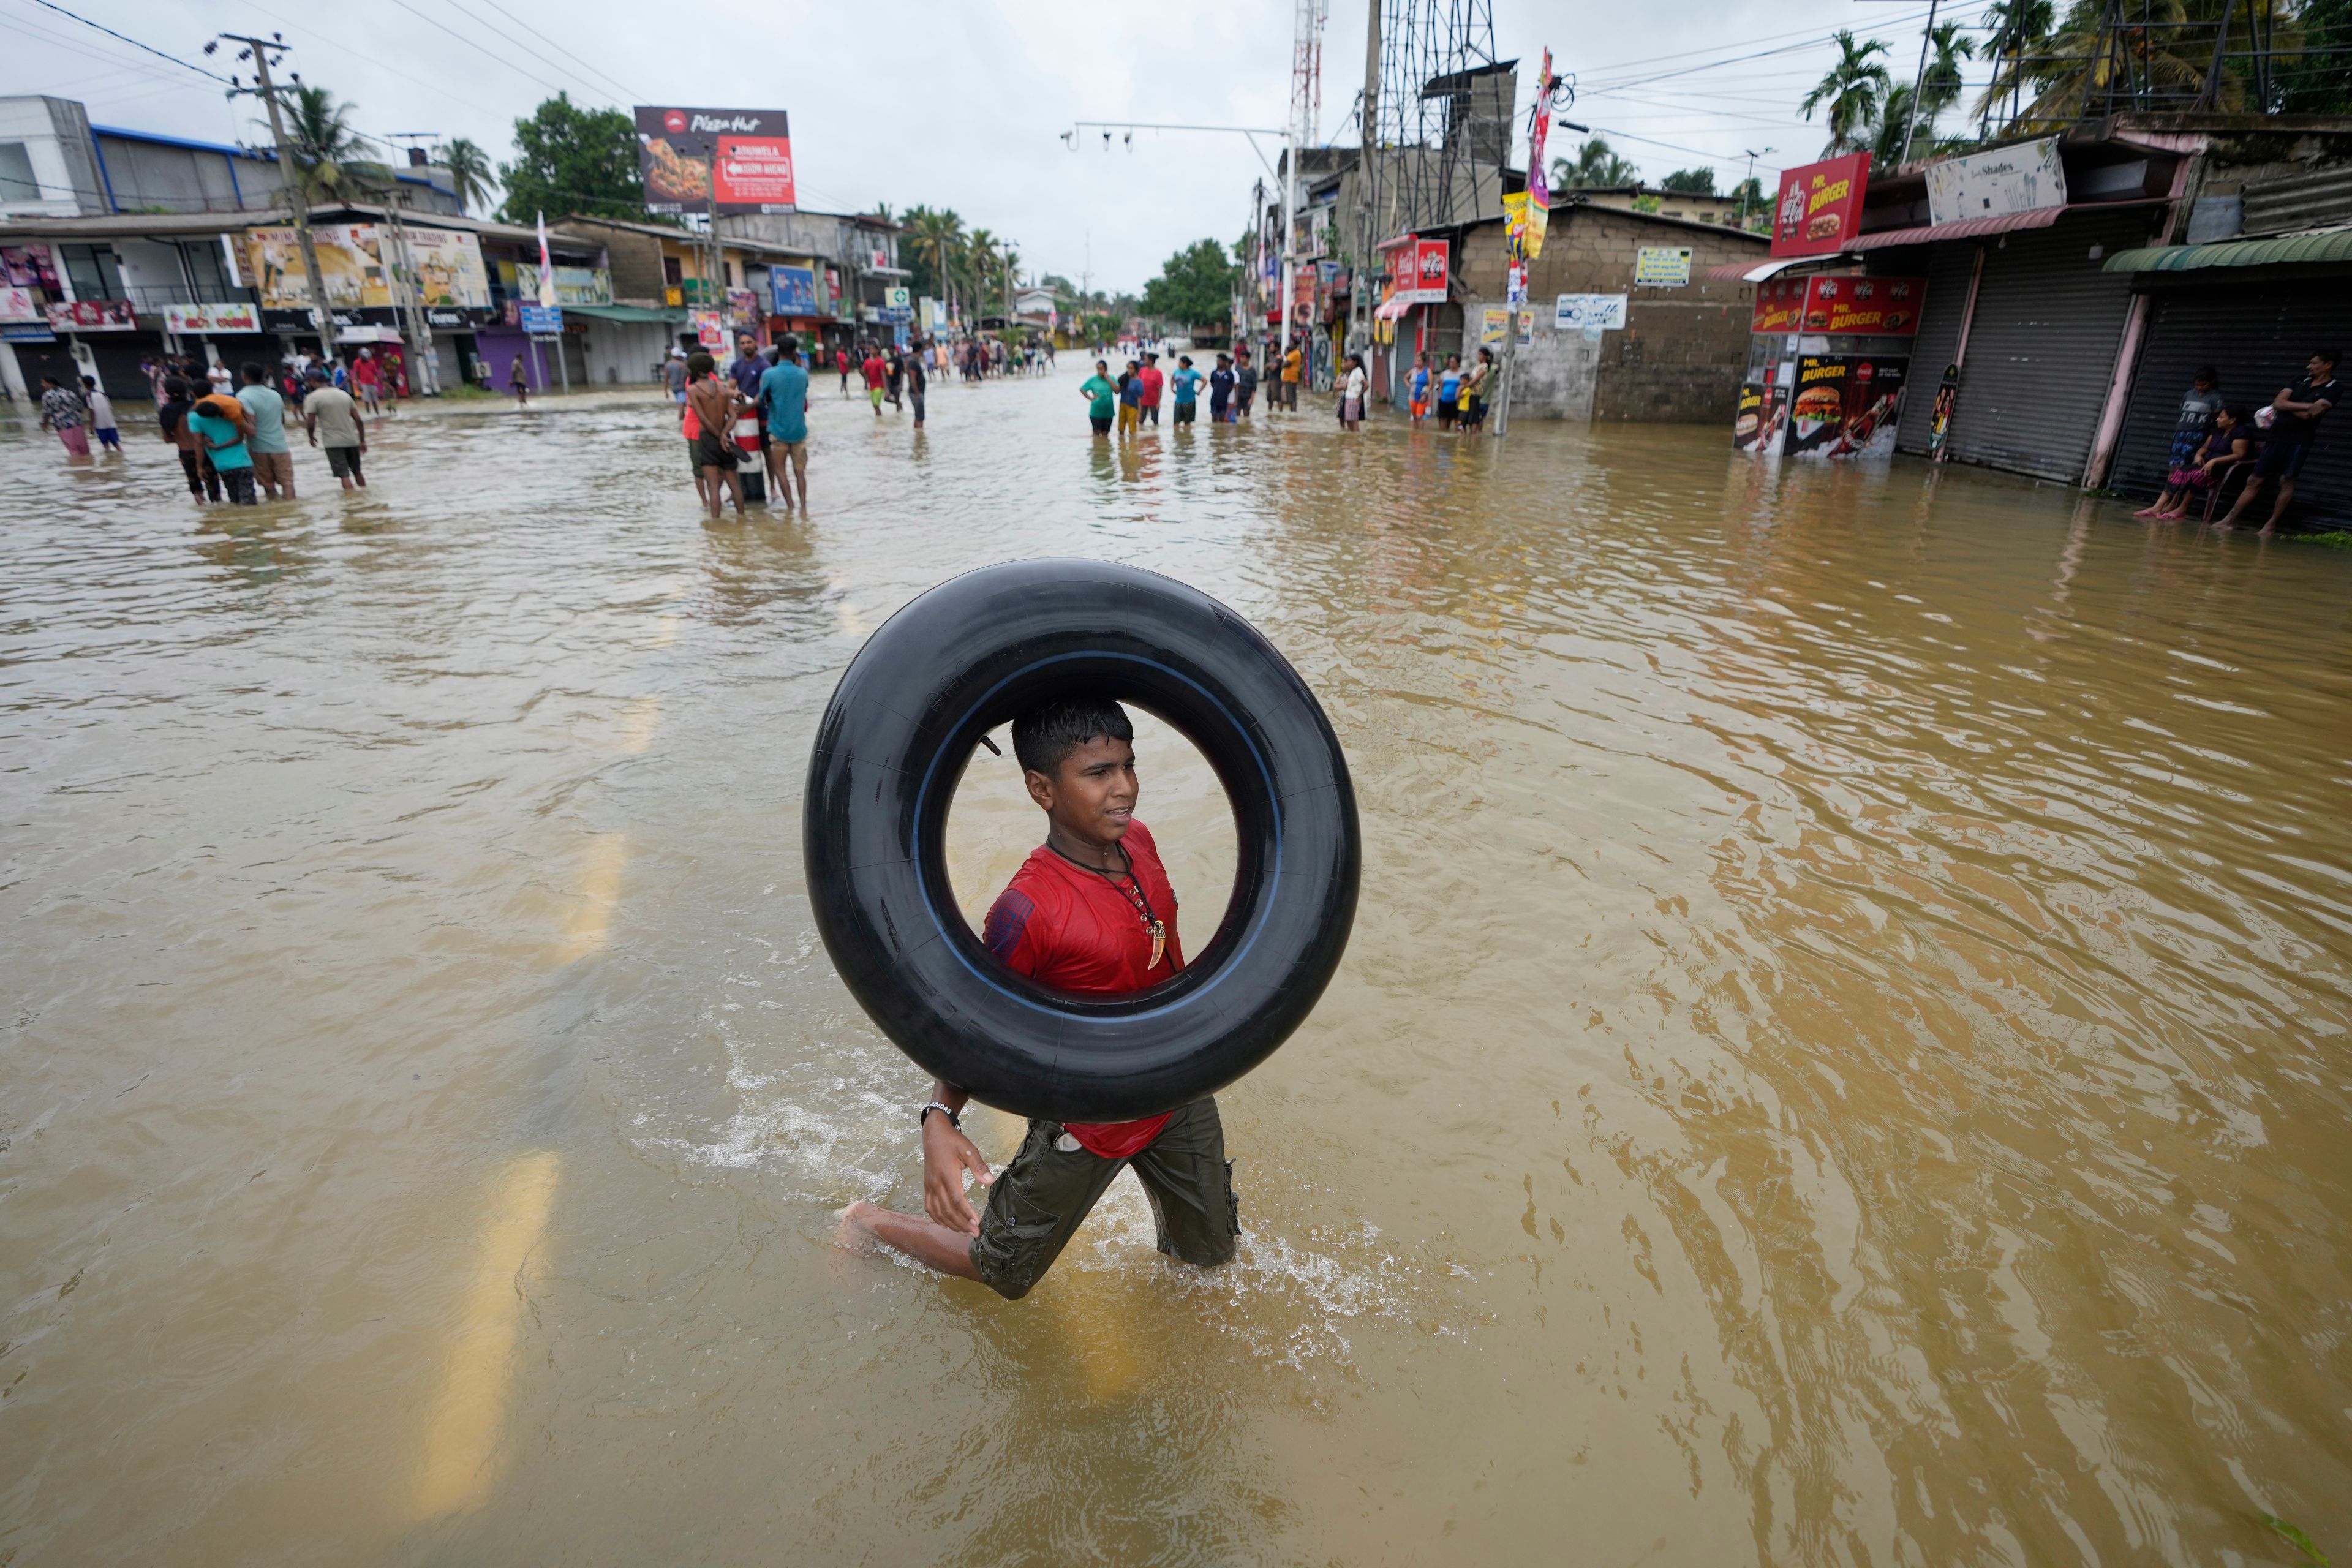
[1137,365,1164,405]
[862,356,885,386]
[353,358,379,386]
[982,820,1183,1158]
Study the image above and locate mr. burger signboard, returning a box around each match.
[634,107,796,215]
[1751,274,1926,336]
[1772,152,1871,258]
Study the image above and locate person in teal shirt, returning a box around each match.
[1169,355,1202,426]
[235,362,296,499]
[758,333,812,511]
[188,393,257,505]
[1079,360,1117,437]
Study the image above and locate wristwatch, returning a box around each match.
[920,1101,961,1131]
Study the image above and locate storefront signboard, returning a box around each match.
[424,307,472,328]
[1787,354,1908,461]
[518,304,563,334]
[1392,238,1448,305]
[511,262,611,307]
[1734,382,1789,453]
[1634,247,1692,287]
[1,285,38,323]
[1771,152,1871,257]
[247,225,490,310]
[1926,138,2065,226]
[2,322,56,343]
[1479,306,1510,346]
[1754,274,1928,335]
[1555,293,1627,331]
[772,265,818,315]
[633,107,796,215]
[163,301,262,334]
[1,243,59,290]
[692,309,726,350]
[46,299,136,331]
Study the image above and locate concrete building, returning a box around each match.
[1439,202,1769,423]
[1566,184,1760,230]
[716,209,907,350]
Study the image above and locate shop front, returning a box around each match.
[1734,273,1924,460]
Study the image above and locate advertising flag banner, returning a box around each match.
[1771,152,1871,257]
[1787,354,1909,461]
[1926,138,2065,225]
[163,301,261,334]
[635,107,796,214]
[1634,247,1692,287]
[1529,47,1555,213]
[46,299,137,331]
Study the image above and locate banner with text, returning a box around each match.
[1751,274,1926,335]
[1771,152,1871,257]
[635,107,796,215]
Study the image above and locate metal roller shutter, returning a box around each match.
[1941,209,2162,483]
[1888,244,1978,456]
[2111,280,2352,529]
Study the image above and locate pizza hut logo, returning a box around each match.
[664,110,687,134]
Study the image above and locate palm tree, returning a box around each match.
[1551,137,1638,189]
[1801,31,1894,156]
[1921,20,1977,116]
[435,136,495,216]
[903,205,966,315]
[965,227,998,315]
[274,85,391,205]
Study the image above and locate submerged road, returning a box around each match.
[4,373,2350,1564]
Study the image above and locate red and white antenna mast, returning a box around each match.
[1280,0,1326,359]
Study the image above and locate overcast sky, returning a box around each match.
[9,0,1999,292]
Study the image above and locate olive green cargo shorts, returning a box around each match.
[968,1097,1240,1300]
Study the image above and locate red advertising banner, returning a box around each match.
[1412,237,1449,303]
[1751,276,1809,333]
[715,135,795,208]
[1771,152,1871,257]
[1752,274,1928,335]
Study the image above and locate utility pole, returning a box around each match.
[381,196,439,394]
[1355,0,1381,368]
[1899,0,1940,170]
[1741,148,1774,229]
[1282,0,1324,378]
[219,34,336,365]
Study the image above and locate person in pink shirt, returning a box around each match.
[1136,351,1165,427]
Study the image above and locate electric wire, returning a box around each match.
[20,0,232,83]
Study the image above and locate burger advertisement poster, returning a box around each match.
[1749,274,1926,336]
[1786,355,1909,461]
[1733,382,1789,454]
[1771,152,1871,257]
[634,107,796,216]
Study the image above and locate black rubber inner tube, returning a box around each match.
[803,559,1359,1123]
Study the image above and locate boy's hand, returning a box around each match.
[922,1117,993,1235]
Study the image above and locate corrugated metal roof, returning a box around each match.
[1842,206,2065,251]
[2241,165,2352,237]
[2104,225,2352,271]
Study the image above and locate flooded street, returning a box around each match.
[6,372,2352,1565]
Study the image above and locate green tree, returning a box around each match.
[2283,0,2352,110]
[1801,31,1894,155]
[497,93,641,223]
[1138,238,1236,327]
[435,136,495,216]
[1975,0,2274,129]
[902,204,965,306]
[274,86,391,205]
[1659,167,1718,195]
[1552,137,1637,189]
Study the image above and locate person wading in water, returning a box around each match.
[840,698,1242,1298]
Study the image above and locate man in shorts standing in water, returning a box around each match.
[840,699,1242,1298]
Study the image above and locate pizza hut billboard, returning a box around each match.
[1771,152,1871,257]
[634,107,796,216]
[1751,274,1926,336]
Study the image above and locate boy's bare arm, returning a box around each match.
[920,1079,992,1234]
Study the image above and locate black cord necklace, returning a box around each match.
[1049,841,1167,968]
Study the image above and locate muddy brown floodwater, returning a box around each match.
[4,372,2351,1566]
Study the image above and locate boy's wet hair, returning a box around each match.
[1012,698,1134,778]
[687,350,715,376]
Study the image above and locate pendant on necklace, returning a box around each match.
[1147,920,1166,971]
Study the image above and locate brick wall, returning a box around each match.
[1450,205,1768,424]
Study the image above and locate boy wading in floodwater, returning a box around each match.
[841,699,1242,1299]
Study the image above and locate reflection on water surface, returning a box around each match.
[2,379,2349,1565]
